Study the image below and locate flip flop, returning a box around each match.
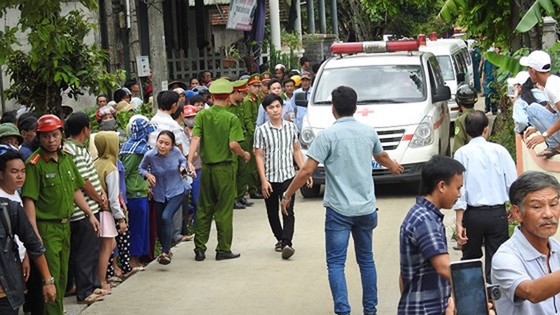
[93,288,111,296]
[538,148,560,159]
[157,253,171,265]
[77,293,104,305]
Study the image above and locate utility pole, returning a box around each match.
[147,0,168,109]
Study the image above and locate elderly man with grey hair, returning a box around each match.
[492,171,560,314]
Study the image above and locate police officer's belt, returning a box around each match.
[37,217,71,224]
[204,161,233,166]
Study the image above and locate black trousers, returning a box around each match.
[263,178,295,247]
[461,205,508,282]
[68,214,100,301]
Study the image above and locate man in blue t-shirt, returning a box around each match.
[281,86,403,315]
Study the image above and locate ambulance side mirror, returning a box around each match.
[433,86,451,103]
[294,92,308,108]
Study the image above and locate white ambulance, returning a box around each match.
[297,40,451,198]
[419,36,474,121]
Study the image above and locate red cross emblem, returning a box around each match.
[356,107,374,116]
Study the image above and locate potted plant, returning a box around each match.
[223,45,241,68]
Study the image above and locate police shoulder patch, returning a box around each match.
[29,154,40,165]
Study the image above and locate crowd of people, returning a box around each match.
[0,56,323,314]
[4,47,560,315]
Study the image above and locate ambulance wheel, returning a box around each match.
[300,184,321,198]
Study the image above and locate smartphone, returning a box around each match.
[507,84,515,97]
[450,259,489,315]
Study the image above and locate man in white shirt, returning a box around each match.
[148,91,184,153]
[492,171,560,315]
[293,72,313,132]
[454,110,517,281]
[522,50,560,157]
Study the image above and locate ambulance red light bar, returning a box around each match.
[418,34,427,46]
[430,32,438,41]
[330,40,420,54]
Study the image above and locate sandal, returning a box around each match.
[537,148,560,159]
[107,276,123,283]
[93,288,111,296]
[78,293,104,305]
[157,253,171,265]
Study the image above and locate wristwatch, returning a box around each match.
[543,131,550,140]
[282,192,291,200]
[43,277,55,285]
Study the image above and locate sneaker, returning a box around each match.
[281,246,295,260]
[274,241,282,252]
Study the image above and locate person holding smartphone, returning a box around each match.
[139,131,190,265]
[398,155,465,315]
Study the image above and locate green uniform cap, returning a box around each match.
[209,78,234,94]
[247,74,262,85]
[261,72,272,82]
[232,79,248,91]
[0,123,23,144]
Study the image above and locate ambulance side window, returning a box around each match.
[427,56,445,91]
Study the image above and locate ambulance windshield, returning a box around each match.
[313,65,426,104]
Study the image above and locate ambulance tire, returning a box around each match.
[300,184,321,198]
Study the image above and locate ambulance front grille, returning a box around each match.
[377,129,405,151]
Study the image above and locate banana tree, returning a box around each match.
[438,0,466,21]
[516,0,560,32]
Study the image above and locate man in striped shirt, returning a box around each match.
[64,112,107,304]
[254,93,311,259]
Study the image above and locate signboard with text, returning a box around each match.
[226,0,257,31]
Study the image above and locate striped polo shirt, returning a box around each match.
[253,119,298,183]
[64,139,101,221]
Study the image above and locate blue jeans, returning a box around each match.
[155,194,184,254]
[527,103,560,148]
[325,207,378,315]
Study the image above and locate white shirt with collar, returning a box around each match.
[453,136,517,210]
[492,226,560,315]
[148,110,184,152]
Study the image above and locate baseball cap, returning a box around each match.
[301,71,311,80]
[519,50,552,72]
[173,87,186,95]
[507,71,530,86]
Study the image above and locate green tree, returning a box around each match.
[0,0,123,116]
[438,0,550,50]
[336,0,449,41]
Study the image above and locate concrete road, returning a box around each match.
[63,182,463,315]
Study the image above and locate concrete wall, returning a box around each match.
[0,2,100,114]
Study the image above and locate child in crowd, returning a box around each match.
[94,131,127,292]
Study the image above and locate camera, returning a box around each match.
[486,284,501,301]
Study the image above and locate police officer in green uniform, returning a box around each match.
[452,84,478,156]
[226,79,255,209]
[22,114,100,315]
[242,74,264,199]
[188,79,250,262]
